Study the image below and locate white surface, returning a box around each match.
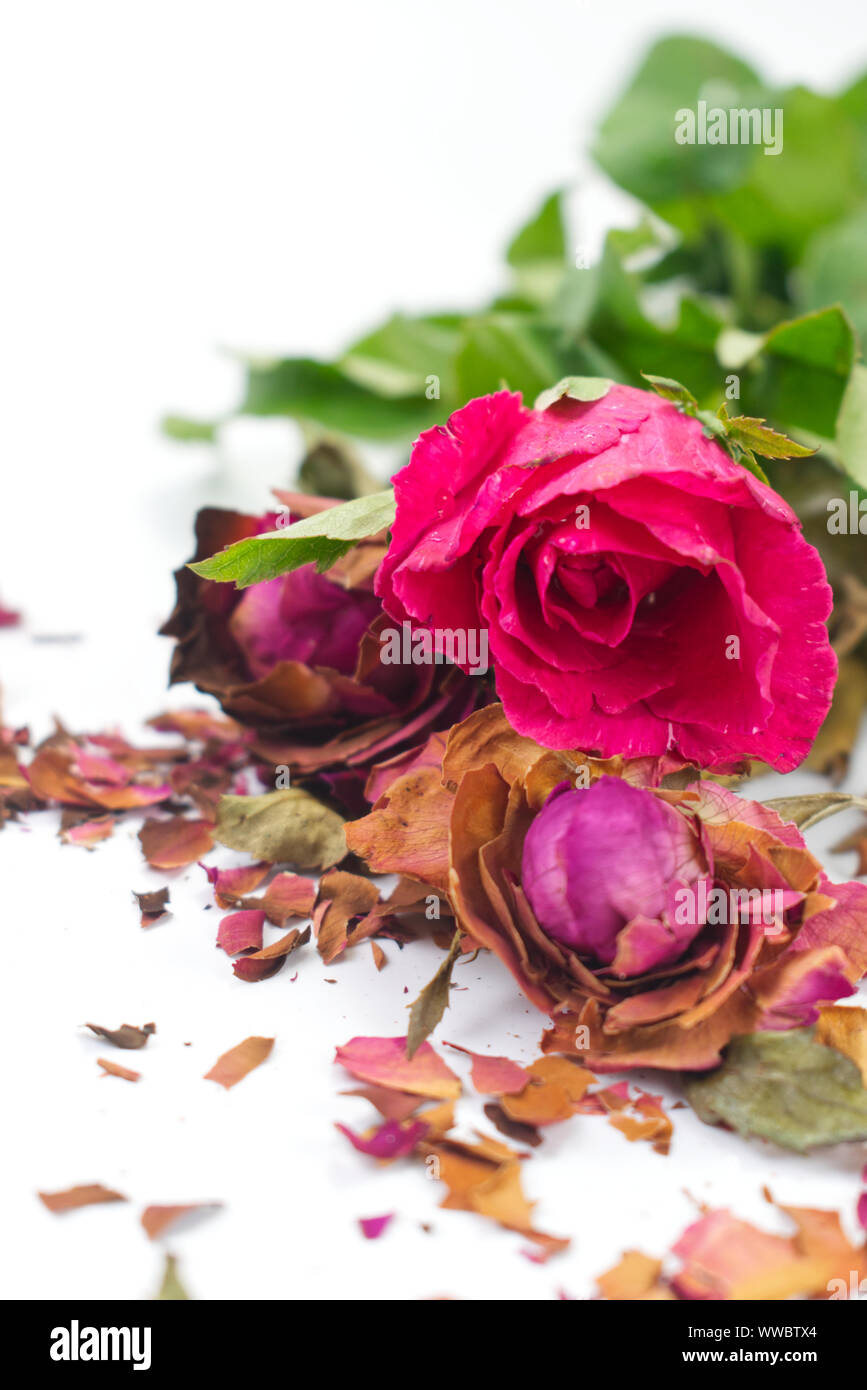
[2,0,867,1302]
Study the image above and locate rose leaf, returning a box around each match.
[684,1029,867,1152]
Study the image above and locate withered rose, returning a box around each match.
[162,493,486,805]
[346,705,867,1070]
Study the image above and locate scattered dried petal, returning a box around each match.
[86,1021,155,1050]
[336,1118,428,1159]
[359,1214,394,1240]
[141,1203,222,1240]
[139,816,214,869]
[38,1184,127,1213]
[335,1036,461,1100]
[204,1036,274,1088]
[97,1058,141,1082]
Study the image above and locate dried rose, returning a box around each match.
[346,705,867,1071]
[162,493,486,803]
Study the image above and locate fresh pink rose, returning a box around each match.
[375,387,836,770]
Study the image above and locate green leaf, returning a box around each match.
[640,373,698,410]
[684,1028,867,1153]
[714,87,864,258]
[720,413,816,460]
[535,376,613,410]
[214,788,347,871]
[835,363,867,489]
[593,36,763,208]
[586,229,726,400]
[406,931,463,1059]
[799,203,867,347]
[507,191,566,268]
[454,314,560,403]
[741,307,857,441]
[339,313,461,401]
[188,489,396,587]
[506,191,567,303]
[161,414,218,443]
[240,355,441,440]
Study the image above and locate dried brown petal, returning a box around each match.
[86,1022,156,1050]
[204,1036,274,1088]
[38,1184,127,1213]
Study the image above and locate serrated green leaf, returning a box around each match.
[188,490,396,588]
[535,376,613,410]
[214,788,347,871]
[685,1028,867,1152]
[723,415,816,459]
[406,931,463,1059]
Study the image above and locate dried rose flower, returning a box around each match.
[346,705,867,1071]
[162,493,486,803]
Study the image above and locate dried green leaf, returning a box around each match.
[406,931,463,1060]
[214,788,347,870]
[155,1253,190,1300]
[762,790,867,830]
[684,1029,867,1153]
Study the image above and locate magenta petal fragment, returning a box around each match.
[336,1119,428,1159]
[358,1214,394,1240]
[217,910,266,955]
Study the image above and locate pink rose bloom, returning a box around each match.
[375,387,836,770]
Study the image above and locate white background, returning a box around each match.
[1,0,866,1301]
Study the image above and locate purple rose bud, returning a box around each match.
[521,776,704,966]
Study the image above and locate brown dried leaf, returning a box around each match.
[406,931,463,1059]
